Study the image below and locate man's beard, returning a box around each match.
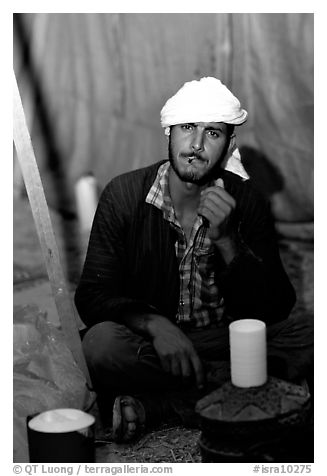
[168,140,229,186]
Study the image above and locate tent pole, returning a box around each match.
[13,70,93,390]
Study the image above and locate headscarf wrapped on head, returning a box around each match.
[160,77,249,180]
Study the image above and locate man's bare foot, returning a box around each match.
[112,395,146,442]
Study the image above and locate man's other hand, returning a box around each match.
[198,178,236,241]
[147,315,205,389]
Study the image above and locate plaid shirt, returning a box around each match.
[145,161,225,328]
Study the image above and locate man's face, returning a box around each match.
[168,122,231,185]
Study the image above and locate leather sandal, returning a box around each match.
[112,395,146,443]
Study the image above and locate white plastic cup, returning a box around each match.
[229,319,267,388]
[27,408,95,462]
[74,174,98,233]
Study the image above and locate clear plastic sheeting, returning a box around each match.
[13,13,313,238]
[13,305,93,462]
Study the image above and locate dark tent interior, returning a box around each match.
[13,13,313,463]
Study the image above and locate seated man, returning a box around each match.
[75,77,313,442]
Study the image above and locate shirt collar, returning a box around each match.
[145,161,174,222]
[145,161,222,222]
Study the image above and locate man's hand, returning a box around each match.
[198,178,236,242]
[147,315,205,389]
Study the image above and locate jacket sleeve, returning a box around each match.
[216,180,296,324]
[74,181,158,328]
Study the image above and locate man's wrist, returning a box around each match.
[213,234,239,264]
[120,312,162,338]
[146,314,173,338]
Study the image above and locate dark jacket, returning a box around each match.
[74,160,296,328]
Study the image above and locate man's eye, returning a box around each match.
[207,130,219,138]
[181,124,193,131]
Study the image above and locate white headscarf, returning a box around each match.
[160,77,249,180]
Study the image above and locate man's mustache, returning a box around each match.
[180,152,204,162]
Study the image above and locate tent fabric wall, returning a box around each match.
[14,13,313,238]
[231,14,313,229]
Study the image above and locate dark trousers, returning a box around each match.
[82,314,313,403]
